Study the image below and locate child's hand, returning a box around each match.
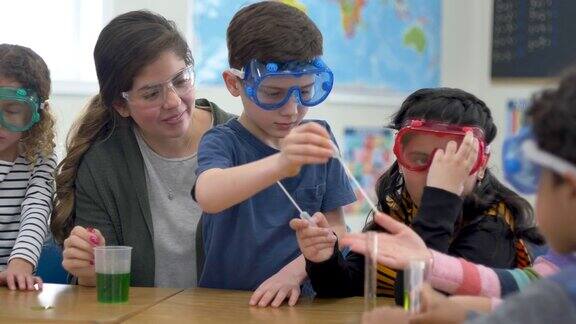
[249,265,303,308]
[449,295,493,314]
[277,122,334,177]
[426,132,479,196]
[410,285,468,324]
[0,258,42,290]
[62,226,106,286]
[289,212,337,263]
[341,212,431,270]
[362,306,410,324]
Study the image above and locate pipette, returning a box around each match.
[276,180,312,221]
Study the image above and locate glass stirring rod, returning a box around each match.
[328,142,381,310]
[276,180,312,221]
[277,141,379,222]
[330,142,379,214]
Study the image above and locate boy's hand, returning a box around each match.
[0,258,42,291]
[249,265,303,308]
[289,212,337,263]
[277,122,334,177]
[341,212,431,270]
[62,226,106,286]
[426,132,479,196]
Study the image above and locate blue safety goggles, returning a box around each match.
[230,57,334,110]
[503,126,576,194]
[0,87,43,132]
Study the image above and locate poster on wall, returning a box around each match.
[506,98,530,137]
[342,127,395,218]
[192,0,441,94]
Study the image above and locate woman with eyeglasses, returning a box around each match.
[50,10,234,288]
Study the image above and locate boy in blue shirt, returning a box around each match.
[194,1,356,308]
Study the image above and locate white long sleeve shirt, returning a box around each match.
[0,154,56,270]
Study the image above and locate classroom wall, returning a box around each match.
[49,0,549,228]
[442,0,551,181]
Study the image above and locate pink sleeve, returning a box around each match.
[428,250,501,298]
[532,256,560,277]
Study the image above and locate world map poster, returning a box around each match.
[192,0,441,93]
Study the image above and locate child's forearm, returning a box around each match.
[428,250,501,298]
[282,254,308,283]
[196,153,288,213]
[449,295,495,314]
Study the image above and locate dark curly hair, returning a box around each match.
[0,44,56,164]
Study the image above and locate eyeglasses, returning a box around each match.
[121,66,195,108]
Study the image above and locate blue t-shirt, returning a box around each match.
[195,118,356,290]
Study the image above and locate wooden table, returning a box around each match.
[125,288,394,323]
[0,283,181,323]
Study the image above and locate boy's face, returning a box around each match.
[224,71,310,145]
[536,169,576,253]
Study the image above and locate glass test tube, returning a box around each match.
[364,231,378,311]
[404,259,426,314]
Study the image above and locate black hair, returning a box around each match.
[528,68,576,185]
[372,88,543,244]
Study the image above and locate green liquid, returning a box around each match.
[96,273,130,303]
[403,290,410,310]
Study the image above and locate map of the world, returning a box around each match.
[192,0,441,93]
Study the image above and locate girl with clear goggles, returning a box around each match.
[0,87,44,132]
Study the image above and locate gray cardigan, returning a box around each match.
[73,98,234,287]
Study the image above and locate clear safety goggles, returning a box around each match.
[121,65,195,108]
[503,126,576,194]
[229,57,333,110]
[393,119,488,174]
[0,87,44,132]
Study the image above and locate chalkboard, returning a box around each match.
[491,0,576,78]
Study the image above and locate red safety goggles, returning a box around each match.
[393,119,489,174]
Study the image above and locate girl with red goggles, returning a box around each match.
[295,88,544,305]
[393,119,489,175]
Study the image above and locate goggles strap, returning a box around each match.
[229,68,245,79]
[523,140,576,177]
